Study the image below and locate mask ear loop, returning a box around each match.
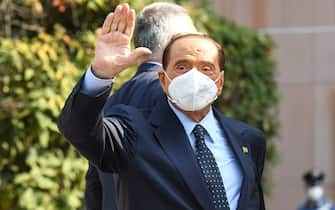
[214,70,224,83]
[163,71,178,104]
[163,71,172,82]
[208,71,223,104]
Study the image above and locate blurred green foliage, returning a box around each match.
[0,0,279,209]
[189,4,279,192]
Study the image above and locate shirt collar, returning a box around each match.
[168,100,217,142]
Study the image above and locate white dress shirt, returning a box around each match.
[81,66,114,96]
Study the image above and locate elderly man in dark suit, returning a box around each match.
[84,2,197,210]
[58,3,266,210]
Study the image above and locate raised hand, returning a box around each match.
[91,3,152,79]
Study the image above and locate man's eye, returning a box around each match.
[202,66,213,71]
[176,65,188,71]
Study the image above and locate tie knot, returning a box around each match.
[193,124,206,140]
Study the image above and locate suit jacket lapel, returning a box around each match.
[213,108,255,210]
[149,100,215,210]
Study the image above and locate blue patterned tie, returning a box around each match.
[193,124,230,210]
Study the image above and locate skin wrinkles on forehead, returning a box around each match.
[171,38,217,61]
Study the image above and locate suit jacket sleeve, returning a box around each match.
[85,163,102,210]
[58,77,137,173]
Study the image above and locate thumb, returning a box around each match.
[129,47,152,62]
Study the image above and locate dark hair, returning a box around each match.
[162,33,225,71]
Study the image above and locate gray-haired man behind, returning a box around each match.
[84,2,196,210]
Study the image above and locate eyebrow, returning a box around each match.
[200,62,216,67]
[173,59,217,66]
[173,59,191,66]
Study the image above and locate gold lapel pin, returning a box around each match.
[242,146,249,154]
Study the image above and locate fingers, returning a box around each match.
[101,3,135,36]
[110,3,129,32]
[110,5,122,31]
[125,9,135,36]
[101,12,114,35]
[117,47,152,68]
[129,47,152,62]
[117,4,130,33]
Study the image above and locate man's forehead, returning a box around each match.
[162,34,223,69]
[170,36,218,55]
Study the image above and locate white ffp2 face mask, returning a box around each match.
[165,68,220,111]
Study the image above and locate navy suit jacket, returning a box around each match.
[85,63,164,210]
[58,70,266,210]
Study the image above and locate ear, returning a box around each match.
[157,70,169,94]
[217,71,224,95]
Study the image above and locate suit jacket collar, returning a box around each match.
[135,62,161,76]
[150,100,255,210]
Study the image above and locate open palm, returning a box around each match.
[92,4,152,79]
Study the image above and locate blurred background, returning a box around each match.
[0,0,334,210]
[209,0,335,208]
